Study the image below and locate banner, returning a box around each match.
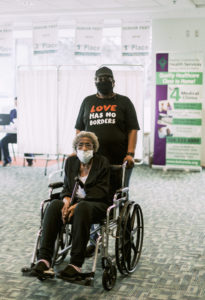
[153,53,203,169]
[33,22,58,54]
[121,20,151,56]
[0,24,13,56]
[74,23,102,56]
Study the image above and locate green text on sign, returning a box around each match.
[166,159,200,166]
[172,119,202,126]
[174,103,202,110]
[166,137,201,144]
[156,72,203,85]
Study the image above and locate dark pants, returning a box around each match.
[24,153,34,165]
[0,133,17,164]
[0,133,33,164]
[39,199,108,267]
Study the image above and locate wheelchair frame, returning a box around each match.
[22,162,144,291]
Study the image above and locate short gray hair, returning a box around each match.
[73,131,99,152]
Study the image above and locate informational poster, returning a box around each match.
[121,20,151,56]
[153,53,203,170]
[33,22,58,54]
[0,23,13,56]
[74,23,102,56]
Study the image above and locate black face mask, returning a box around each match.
[96,81,113,96]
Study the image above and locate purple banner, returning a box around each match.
[153,53,168,165]
[156,53,168,72]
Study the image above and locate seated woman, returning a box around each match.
[31,131,110,279]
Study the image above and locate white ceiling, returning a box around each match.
[0,0,205,25]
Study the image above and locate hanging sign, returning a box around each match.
[121,20,151,56]
[33,22,58,54]
[74,23,102,56]
[153,52,203,170]
[0,24,13,56]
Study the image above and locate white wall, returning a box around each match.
[151,18,205,166]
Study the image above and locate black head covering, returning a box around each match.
[95,67,114,78]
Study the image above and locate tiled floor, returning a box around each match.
[1,164,205,300]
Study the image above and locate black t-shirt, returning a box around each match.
[75,93,140,164]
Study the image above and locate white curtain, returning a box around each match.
[17,67,144,159]
[17,68,58,154]
[114,70,144,159]
[58,69,96,154]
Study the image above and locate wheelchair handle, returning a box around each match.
[122,161,127,187]
[69,177,84,206]
[48,182,63,189]
[110,161,127,170]
[110,162,127,188]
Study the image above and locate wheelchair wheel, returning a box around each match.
[102,264,117,291]
[115,201,130,275]
[52,224,71,266]
[122,203,144,274]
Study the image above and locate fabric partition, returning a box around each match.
[58,69,96,155]
[17,67,58,154]
[114,70,144,160]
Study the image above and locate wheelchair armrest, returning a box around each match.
[48,182,63,189]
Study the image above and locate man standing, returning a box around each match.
[75,66,140,177]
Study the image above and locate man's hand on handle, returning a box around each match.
[123,155,134,168]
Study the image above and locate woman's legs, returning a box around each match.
[70,201,108,268]
[38,199,64,265]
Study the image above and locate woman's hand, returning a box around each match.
[66,204,78,221]
[61,197,71,224]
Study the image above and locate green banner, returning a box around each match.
[155,53,203,170]
[156,72,203,85]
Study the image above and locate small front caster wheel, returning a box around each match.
[102,264,117,291]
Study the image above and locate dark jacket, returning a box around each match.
[60,153,110,204]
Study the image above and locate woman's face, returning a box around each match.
[76,137,94,152]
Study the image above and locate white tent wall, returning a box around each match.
[58,69,96,154]
[17,68,58,154]
[17,67,144,159]
[152,18,205,166]
[112,70,144,160]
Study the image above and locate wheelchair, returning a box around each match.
[22,162,144,291]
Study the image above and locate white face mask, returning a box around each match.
[77,150,93,164]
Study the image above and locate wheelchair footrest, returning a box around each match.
[21,266,55,280]
[57,271,95,286]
